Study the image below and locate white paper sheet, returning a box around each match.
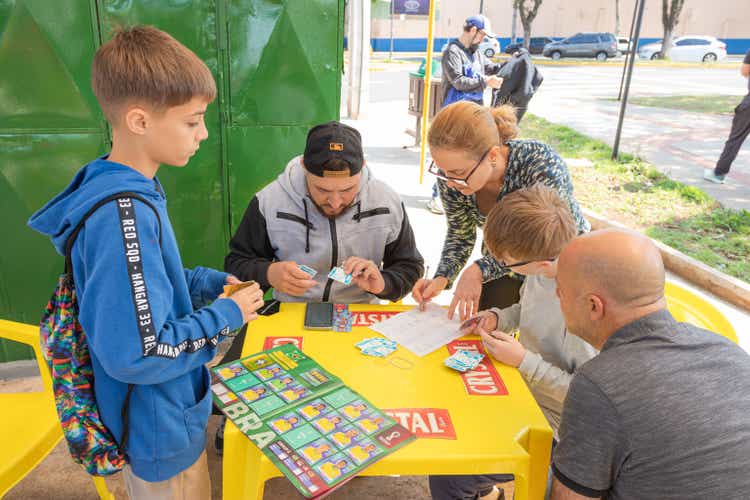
[368,303,463,357]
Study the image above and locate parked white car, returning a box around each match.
[440,38,501,59]
[617,37,632,54]
[638,36,727,62]
[479,37,501,58]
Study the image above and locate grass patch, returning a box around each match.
[521,114,750,283]
[615,95,741,115]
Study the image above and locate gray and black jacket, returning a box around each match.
[225,156,424,304]
[441,39,503,106]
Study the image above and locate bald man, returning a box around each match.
[549,229,750,500]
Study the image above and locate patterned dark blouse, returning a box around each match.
[435,139,590,285]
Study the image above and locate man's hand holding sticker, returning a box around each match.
[343,256,385,295]
[267,261,317,297]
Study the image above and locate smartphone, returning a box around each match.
[304,302,334,330]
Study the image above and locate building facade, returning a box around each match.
[370,0,749,54]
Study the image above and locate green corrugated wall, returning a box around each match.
[0,0,344,361]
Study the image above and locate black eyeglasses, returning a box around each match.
[499,258,556,270]
[428,149,490,187]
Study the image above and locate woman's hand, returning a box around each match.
[411,276,449,310]
[448,264,483,321]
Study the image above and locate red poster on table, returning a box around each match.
[351,311,401,327]
[383,408,457,439]
[447,340,508,396]
[262,336,304,350]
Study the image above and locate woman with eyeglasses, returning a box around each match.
[412,100,589,320]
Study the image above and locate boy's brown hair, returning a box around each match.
[91,25,216,123]
[484,184,577,262]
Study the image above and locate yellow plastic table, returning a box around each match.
[223,303,554,500]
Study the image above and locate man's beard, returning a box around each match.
[309,197,353,219]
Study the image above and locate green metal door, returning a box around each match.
[95,0,231,271]
[0,0,106,360]
[0,0,343,361]
[223,0,343,230]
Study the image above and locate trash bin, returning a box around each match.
[407,59,444,145]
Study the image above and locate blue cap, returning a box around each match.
[465,15,496,38]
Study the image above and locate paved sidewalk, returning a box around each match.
[339,94,750,350]
[527,65,750,211]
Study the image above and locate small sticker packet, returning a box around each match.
[220,280,257,298]
[328,266,353,285]
[333,304,354,332]
[444,350,484,373]
[355,337,397,358]
[298,264,318,278]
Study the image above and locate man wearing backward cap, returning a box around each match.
[225,121,424,304]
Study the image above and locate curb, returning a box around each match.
[582,208,750,313]
[369,53,737,69]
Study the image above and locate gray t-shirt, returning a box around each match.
[552,310,750,499]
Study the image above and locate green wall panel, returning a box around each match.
[0,0,103,130]
[227,0,341,126]
[0,133,107,360]
[97,0,229,269]
[0,0,344,362]
[227,126,308,230]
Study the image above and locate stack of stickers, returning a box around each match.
[333,304,354,332]
[356,338,397,358]
[444,350,484,372]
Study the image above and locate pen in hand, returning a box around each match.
[418,265,429,311]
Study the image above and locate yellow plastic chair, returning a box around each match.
[665,282,738,343]
[0,319,113,499]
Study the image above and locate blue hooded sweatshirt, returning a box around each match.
[28,157,244,481]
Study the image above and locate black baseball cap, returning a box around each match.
[303,121,364,177]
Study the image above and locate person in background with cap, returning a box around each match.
[225,121,424,305]
[428,14,504,215]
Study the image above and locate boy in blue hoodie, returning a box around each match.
[28,26,264,497]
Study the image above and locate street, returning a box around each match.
[367,60,750,211]
[349,60,750,345]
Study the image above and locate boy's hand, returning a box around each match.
[226,275,242,285]
[343,257,385,295]
[460,310,498,334]
[267,261,317,297]
[229,282,265,324]
[412,276,448,311]
[478,328,525,368]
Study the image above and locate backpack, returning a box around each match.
[39,192,161,476]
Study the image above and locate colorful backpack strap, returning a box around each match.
[63,191,162,274]
[63,191,162,450]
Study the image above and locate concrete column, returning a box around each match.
[347,0,370,119]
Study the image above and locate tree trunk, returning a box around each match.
[661,0,686,60]
[615,0,621,35]
[661,28,673,59]
[522,22,532,49]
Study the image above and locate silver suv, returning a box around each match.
[543,32,618,61]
